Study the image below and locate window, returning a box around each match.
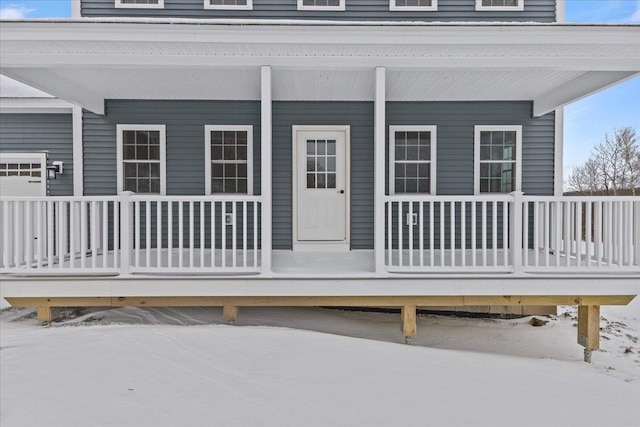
[204,0,252,10]
[116,125,166,194]
[115,0,164,8]
[476,0,523,11]
[389,126,437,195]
[297,0,346,11]
[306,138,337,189]
[474,125,522,194]
[390,0,437,11]
[204,126,253,195]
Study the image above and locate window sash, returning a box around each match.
[116,124,166,195]
[389,126,437,195]
[205,126,253,195]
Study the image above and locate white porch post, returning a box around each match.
[72,106,83,196]
[374,67,386,275]
[261,65,272,275]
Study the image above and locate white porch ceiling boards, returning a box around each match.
[1,20,638,114]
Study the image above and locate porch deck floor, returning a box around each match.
[5,248,631,277]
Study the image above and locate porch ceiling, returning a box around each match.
[1,20,638,115]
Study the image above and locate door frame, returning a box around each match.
[0,152,48,196]
[292,125,351,251]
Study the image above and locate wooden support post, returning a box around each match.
[223,305,238,325]
[401,305,416,344]
[36,306,60,323]
[577,305,600,363]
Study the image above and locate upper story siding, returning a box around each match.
[80,0,557,22]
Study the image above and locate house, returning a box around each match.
[1,0,638,361]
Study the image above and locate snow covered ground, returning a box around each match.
[1,297,639,427]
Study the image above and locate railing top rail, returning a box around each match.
[0,196,119,202]
[385,194,513,202]
[128,194,262,202]
[523,195,640,202]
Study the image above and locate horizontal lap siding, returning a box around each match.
[0,113,73,196]
[83,100,261,196]
[81,0,556,21]
[386,101,555,197]
[273,101,374,250]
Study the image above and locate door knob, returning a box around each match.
[338,190,345,194]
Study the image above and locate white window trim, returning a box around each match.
[116,124,167,195]
[474,125,522,195]
[297,0,346,11]
[115,0,164,9]
[389,125,437,196]
[204,125,254,196]
[204,0,253,10]
[476,0,523,11]
[390,0,437,12]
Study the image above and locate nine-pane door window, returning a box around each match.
[117,125,166,194]
[474,125,522,194]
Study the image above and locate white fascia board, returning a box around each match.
[533,71,639,117]
[2,69,105,115]
[0,21,638,46]
[0,98,73,114]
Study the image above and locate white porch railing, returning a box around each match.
[125,194,261,274]
[386,195,513,272]
[1,192,637,277]
[1,196,120,274]
[522,196,640,273]
[385,193,640,274]
[1,192,261,275]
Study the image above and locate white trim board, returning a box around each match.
[0,98,72,114]
[116,124,167,195]
[292,125,351,250]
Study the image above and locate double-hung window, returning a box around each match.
[115,0,164,8]
[297,0,346,11]
[116,125,166,194]
[476,0,524,11]
[389,126,437,195]
[204,126,253,195]
[390,0,437,11]
[204,0,253,10]
[474,125,522,194]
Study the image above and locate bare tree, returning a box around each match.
[566,127,639,195]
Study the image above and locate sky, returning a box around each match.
[0,0,639,186]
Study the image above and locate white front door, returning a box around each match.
[294,127,349,246]
[0,153,47,197]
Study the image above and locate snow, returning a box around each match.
[2,299,639,426]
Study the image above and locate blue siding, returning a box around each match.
[81,0,557,22]
[82,100,554,250]
[0,113,74,196]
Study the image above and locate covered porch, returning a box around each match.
[1,20,639,358]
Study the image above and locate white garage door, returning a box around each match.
[0,153,47,197]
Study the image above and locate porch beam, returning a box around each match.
[9,295,634,308]
[374,67,386,276]
[533,71,638,117]
[1,68,105,115]
[260,65,273,275]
